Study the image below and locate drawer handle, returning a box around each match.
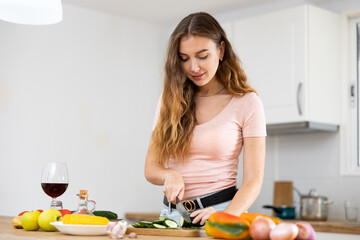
[297,83,302,116]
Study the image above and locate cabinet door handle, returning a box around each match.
[297,83,302,116]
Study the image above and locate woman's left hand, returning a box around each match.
[189,207,216,225]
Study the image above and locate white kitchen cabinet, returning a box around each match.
[232,5,341,125]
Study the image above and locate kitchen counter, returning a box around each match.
[0,216,210,240]
[287,219,360,235]
[2,215,360,240]
[125,212,360,235]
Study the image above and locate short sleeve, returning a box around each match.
[242,93,267,137]
[152,94,162,131]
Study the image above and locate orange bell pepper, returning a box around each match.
[205,212,250,240]
[240,212,282,225]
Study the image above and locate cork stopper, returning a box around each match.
[79,190,88,200]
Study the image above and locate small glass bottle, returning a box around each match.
[73,190,96,215]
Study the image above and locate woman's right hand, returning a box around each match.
[163,170,185,204]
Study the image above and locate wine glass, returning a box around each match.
[41,162,69,209]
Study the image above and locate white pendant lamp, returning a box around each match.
[0,0,62,25]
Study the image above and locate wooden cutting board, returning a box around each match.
[126,226,206,237]
[273,181,293,206]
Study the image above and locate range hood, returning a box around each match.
[266,121,339,135]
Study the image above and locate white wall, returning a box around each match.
[0,4,166,217]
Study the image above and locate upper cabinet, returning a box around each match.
[231,5,341,125]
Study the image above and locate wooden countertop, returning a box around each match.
[2,214,360,239]
[287,220,360,235]
[124,212,360,235]
[0,216,210,240]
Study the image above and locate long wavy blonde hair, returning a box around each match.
[150,12,256,166]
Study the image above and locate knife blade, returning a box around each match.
[176,198,192,223]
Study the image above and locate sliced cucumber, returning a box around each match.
[179,217,184,228]
[153,219,165,224]
[139,221,153,224]
[134,221,153,228]
[164,219,178,228]
[153,223,167,229]
[182,217,204,228]
[132,217,180,229]
[132,223,141,228]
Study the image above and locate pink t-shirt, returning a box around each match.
[152,92,266,200]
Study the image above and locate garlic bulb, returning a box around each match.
[107,221,128,239]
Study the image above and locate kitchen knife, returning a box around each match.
[176,198,192,223]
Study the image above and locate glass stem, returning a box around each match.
[51,197,63,209]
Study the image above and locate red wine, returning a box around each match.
[41,183,68,198]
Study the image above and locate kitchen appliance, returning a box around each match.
[294,188,334,221]
[263,205,296,219]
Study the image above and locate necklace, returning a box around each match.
[197,87,225,97]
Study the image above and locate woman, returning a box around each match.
[145,12,266,226]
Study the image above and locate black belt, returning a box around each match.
[163,186,237,212]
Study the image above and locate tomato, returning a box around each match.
[18,211,28,216]
[59,209,72,216]
[18,209,42,216]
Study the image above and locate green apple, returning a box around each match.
[21,211,41,231]
[38,208,63,231]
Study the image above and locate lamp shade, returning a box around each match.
[0,0,62,25]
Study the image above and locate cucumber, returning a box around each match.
[132,223,142,228]
[182,217,204,228]
[153,223,167,229]
[153,219,165,224]
[93,210,118,220]
[164,219,178,228]
[132,220,154,228]
[138,221,154,228]
[158,216,167,221]
[132,217,180,229]
[139,220,153,224]
[179,217,184,228]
